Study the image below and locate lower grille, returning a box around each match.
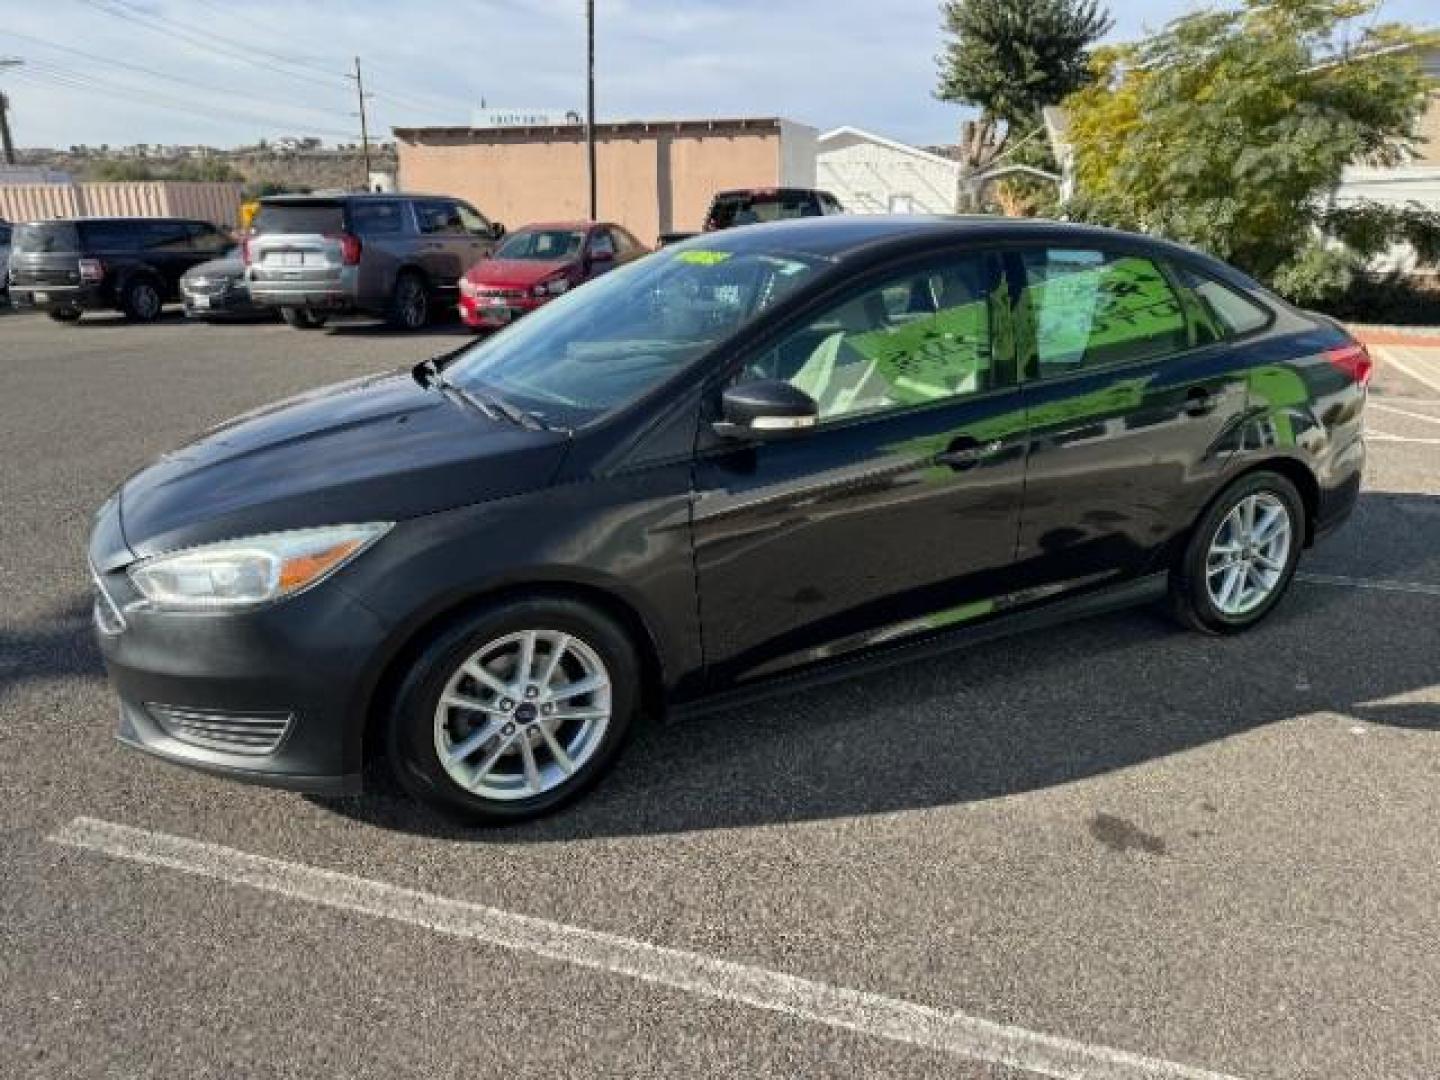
[148,705,293,756]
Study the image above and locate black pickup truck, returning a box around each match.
[658,186,845,246]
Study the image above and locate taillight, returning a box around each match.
[1325,341,1373,387]
[78,257,104,284]
[332,233,363,265]
[241,236,251,265]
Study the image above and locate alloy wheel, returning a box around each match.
[400,279,427,329]
[1204,492,1292,617]
[433,630,612,801]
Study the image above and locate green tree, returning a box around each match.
[88,160,158,182]
[1063,0,1440,305]
[937,0,1112,207]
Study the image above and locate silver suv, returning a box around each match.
[245,193,504,330]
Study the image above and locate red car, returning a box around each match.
[458,220,648,329]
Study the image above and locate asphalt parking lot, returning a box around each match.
[2,307,1438,1079]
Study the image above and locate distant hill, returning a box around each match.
[15,144,399,194]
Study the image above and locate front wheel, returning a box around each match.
[47,307,83,323]
[387,598,640,823]
[1169,471,1304,634]
[280,308,328,330]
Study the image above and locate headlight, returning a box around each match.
[128,523,391,610]
[459,277,478,297]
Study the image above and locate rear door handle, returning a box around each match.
[934,438,1004,470]
[1184,386,1218,416]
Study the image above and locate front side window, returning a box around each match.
[740,253,1005,423]
[1019,249,1188,376]
[495,229,585,260]
[454,202,491,235]
[589,231,616,259]
[144,221,193,252]
[416,200,464,236]
[444,243,827,428]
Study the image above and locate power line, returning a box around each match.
[13,63,357,140]
[77,0,350,93]
[0,28,354,125]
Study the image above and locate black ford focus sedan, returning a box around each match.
[90,216,1369,822]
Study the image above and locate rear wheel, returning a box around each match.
[387,598,640,823]
[121,277,163,322]
[280,308,328,330]
[387,271,430,331]
[1169,471,1304,634]
[47,307,83,323]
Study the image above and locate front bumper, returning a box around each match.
[181,283,262,319]
[92,554,391,795]
[459,291,546,328]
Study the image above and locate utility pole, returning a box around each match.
[585,0,597,220]
[347,56,373,188]
[0,58,22,166]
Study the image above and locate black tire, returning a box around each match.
[280,308,328,330]
[386,597,641,824]
[386,271,430,331]
[1169,470,1305,635]
[120,276,164,322]
[47,307,83,323]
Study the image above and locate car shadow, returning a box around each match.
[0,595,105,699]
[313,490,1440,843]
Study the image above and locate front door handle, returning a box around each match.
[934,438,1004,470]
[1184,386,1218,416]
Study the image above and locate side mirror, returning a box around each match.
[713,380,819,440]
[590,248,614,263]
[489,221,506,240]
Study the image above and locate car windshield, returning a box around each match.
[496,229,586,260]
[443,243,828,428]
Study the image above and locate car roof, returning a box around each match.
[686,214,1221,267]
[257,192,450,203]
[16,216,205,225]
[515,221,598,231]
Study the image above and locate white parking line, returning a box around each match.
[1369,402,1440,427]
[1366,432,1440,446]
[1376,348,1440,396]
[1296,572,1440,598]
[50,816,1242,1080]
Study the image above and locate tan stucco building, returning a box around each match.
[393,117,817,245]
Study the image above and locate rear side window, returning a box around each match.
[1018,249,1188,376]
[78,221,147,251]
[13,222,79,253]
[143,221,193,252]
[1169,262,1272,343]
[350,200,406,236]
[253,202,345,236]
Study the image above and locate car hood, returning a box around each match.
[467,258,574,288]
[183,254,244,281]
[111,370,570,564]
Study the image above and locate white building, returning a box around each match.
[817,126,959,214]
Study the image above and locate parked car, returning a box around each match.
[0,219,12,298]
[659,187,845,246]
[245,193,504,331]
[8,217,233,323]
[90,216,1368,823]
[459,220,648,330]
[181,246,273,321]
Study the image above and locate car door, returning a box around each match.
[692,249,1029,687]
[1007,245,1250,594]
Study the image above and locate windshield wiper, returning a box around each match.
[472,386,555,432]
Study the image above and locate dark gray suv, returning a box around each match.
[245,193,505,330]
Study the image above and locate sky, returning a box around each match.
[2,0,1436,151]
